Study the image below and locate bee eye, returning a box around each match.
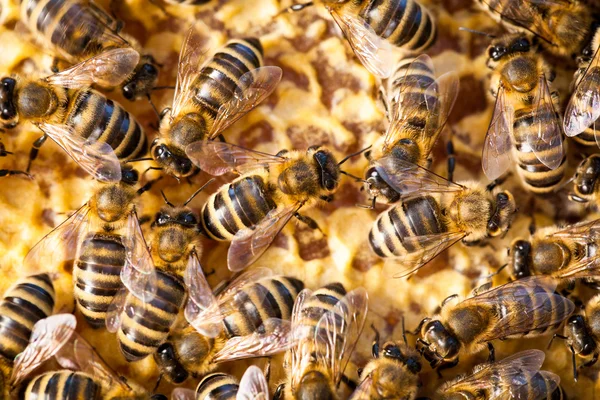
[511,38,530,52]
[143,63,158,75]
[182,213,197,225]
[324,178,336,191]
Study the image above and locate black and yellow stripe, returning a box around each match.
[369,196,445,258]
[510,371,564,400]
[0,273,54,361]
[24,371,101,400]
[195,372,239,400]
[201,175,277,241]
[117,270,186,362]
[73,232,125,329]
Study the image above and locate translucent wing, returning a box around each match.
[290,288,312,391]
[237,366,269,400]
[482,86,514,181]
[564,47,600,137]
[45,48,139,89]
[37,122,122,182]
[507,370,560,400]
[207,66,282,139]
[121,211,157,302]
[384,230,467,278]
[530,75,563,169]
[228,204,300,272]
[314,287,369,386]
[212,318,294,363]
[462,276,574,342]
[348,375,373,400]
[11,314,77,386]
[184,252,221,338]
[171,388,196,400]
[552,254,600,281]
[105,287,129,333]
[328,7,395,78]
[552,218,600,242]
[171,25,207,121]
[186,141,286,176]
[23,203,92,275]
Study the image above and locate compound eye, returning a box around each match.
[324,178,336,191]
[512,38,530,52]
[182,212,197,225]
[143,63,158,75]
[156,212,169,225]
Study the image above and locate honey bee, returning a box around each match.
[274,283,369,400]
[10,314,166,400]
[438,349,563,400]
[23,166,157,329]
[364,54,459,205]
[152,26,282,178]
[106,185,211,362]
[0,49,147,181]
[570,154,600,204]
[482,33,567,194]
[194,143,349,272]
[417,276,574,372]
[154,266,304,384]
[278,0,436,78]
[349,324,421,400]
[369,177,517,277]
[20,0,160,101]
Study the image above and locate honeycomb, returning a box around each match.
[0,0,596,398]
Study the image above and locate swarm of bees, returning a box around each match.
[4,0,600,398]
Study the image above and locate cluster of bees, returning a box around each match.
[3,0,600,398]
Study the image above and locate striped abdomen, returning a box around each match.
[512,106,567,194]
[117,270,186,361]
[20,0,124,62]
[201,175,276,241]
[222,276,305,338]
[74,232,125,329]
[351,0,436,53]
[0,273,54,361]
[369,196,445,258]
[65,89,147,162]
[505,371,563,400]
[24,371,101,400]
[195,373,239,400]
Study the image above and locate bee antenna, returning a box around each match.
[183,178,215,206]
[338,145,372,166]
[340,170,369,184]
[274,1,314,17]
[557,174,576,190]
[459,27,496,38]
[152,374,163,393]
[160,190,175,207]
[127,157,154,163]
[152,86,176,91]
[146,94,161,120]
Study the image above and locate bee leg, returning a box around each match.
[217,134,227,143]
[435,358,458,378]
[486,342,495,363]
[274,384,285,400]
[152,374,162,393]
[26,134,48,173]
[339,374,357,391]
[371,324,380,357]
[547,333,568,350]
[264,358,271,384]
[446,140,455,182]
[142,166,164,179]
[294,213,324,234]
[357,196,377,210]
[0,169,31,178]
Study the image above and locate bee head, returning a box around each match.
[487,190,516,237]
[154,342,189,384]
[422,320,460,362]
[122,57,159,101]
[572,155,600,201]
[382,343,421,374]
[509,239,532,279]
[311,146,340,193]
[566,315,597,356]
[365,166,401,203]
[297,370,335,400]
[151,138,196,178]
[0,77,18,128]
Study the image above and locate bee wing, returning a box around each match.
[227,204,301,272]
[564,46,600,137]
[215,267,274,303]
[171,25,208,122]
[386,230,467,278]
[237,365,269,400]
[530,75,563,170]
[45,48,139,89]
[184,252,221,338]
[552,218,600,241]
[327,7,395,78]
[185,141,287,176]
[290,288,313,391]
[23,203,92,275]
[348,375,373,400]
[482,86,514,181]
[105,287,129,333]
[11,314,77,386]
[121,211,157,302]
[505,370,560,400]
[465,276,574,342]
[212,318,294,363]
[37,122,122,182]
[207,66,283,139]
[371,156,465,197]
[552,254,600,281]
[171,389,197,400]
[314,287,369,386]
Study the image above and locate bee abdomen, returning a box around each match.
[117,271,186,361]
[66,89,147,162]
[24,371,101,400]
[74,232,125,329]
[222,276,305,337]
[201,175,276,241]
[0,273,54,361]
[195,372,239,400]
[194,38,264,119]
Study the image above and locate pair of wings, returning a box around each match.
[35,48,140,182]
[184,261,295,363]
[439,349,559,400]
[456,276,574,342]
[167,26,281,156]
[482,76,564,181]
[11,314,138,396]
[289,287,369,393]
[171,366,269,400]
[23,203,157,302]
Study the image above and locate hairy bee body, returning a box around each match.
[571,154,600,204]
[24,371,102,400]
[0,273,55,361]
[195,372,239,400]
